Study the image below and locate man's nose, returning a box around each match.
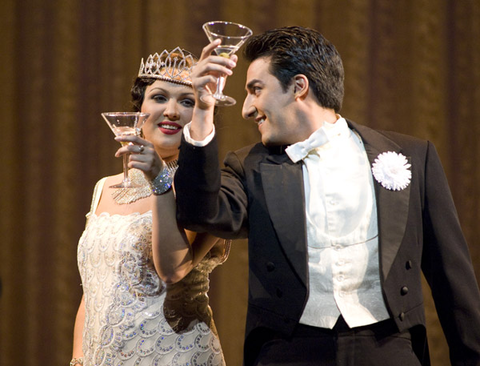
[242,97,256,120]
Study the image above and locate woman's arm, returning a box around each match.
[151,188,221,284]
[71,295,85,360]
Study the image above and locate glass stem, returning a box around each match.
[122,154,130,184]
[214,76,227,98]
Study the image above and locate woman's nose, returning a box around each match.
[164,101,179,119]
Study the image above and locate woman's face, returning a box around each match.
[141,79,195,161]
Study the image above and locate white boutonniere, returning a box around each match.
[372,152,411,191]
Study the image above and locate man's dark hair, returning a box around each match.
[244,26,344,112]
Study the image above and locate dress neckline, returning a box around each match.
[92,210,153,218]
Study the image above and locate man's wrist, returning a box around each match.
[183,122,215,146]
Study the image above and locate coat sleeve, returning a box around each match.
[175,134,249,239]
[421,141,480,365]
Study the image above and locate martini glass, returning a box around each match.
[202,21,253,106]
[101,112,150,188]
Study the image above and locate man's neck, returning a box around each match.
[300,104,339,138]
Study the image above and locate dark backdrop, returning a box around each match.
[1,1,479,365]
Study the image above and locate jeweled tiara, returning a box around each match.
[138,47,195,87]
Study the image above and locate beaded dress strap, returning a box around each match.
[85,177,107,226]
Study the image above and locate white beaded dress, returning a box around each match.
[77,177,228,366]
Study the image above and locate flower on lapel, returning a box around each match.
[372,152,411,191]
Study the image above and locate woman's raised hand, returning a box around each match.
[114,135,163,181]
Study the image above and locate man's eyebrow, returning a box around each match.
[246,79,262,90]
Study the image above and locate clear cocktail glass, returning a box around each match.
[101,112,150,188]
[202,21,253,106]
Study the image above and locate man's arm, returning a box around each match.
[175,133,249,239]
[175,39,246,238]
[189,39,237,141]
[421,141,480,364]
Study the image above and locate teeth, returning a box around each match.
[159,124,179,130]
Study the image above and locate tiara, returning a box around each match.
[138,47,195,87]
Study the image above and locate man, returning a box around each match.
[175,26,480,365]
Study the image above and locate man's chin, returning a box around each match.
[262,138,288,149]
[261,138,275,147]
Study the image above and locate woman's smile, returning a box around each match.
[158,121,183,135]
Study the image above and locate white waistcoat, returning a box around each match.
[294,119,390,329]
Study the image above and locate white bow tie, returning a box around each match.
[285,128,329,163]
[285,118,350,163]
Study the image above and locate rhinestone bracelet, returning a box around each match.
[70,357,83,366]
[150,167,173,195]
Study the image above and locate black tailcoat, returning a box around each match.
[175,120,480,366]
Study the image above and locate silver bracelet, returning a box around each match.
[70,357,83,366]
[150,167,173,195]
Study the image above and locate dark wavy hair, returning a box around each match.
[244,26,344,113]
[131,77,156,112]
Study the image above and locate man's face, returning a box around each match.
[242,57,307,146]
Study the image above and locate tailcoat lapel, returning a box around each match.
[347,120,412,281]
[261,153,308,286]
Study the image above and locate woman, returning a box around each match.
[71,48,228,366]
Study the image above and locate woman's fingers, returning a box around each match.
[113,138,163,180]
[114,136,150,157]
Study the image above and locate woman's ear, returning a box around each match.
[293,74,309,100]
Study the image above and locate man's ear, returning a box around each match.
[293,74,309,100]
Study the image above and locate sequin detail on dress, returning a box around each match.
[77,211,226,366]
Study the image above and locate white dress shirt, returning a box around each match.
[286,118,390,329]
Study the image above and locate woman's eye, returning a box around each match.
[181,98,195,108]
[152,94,167,103]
